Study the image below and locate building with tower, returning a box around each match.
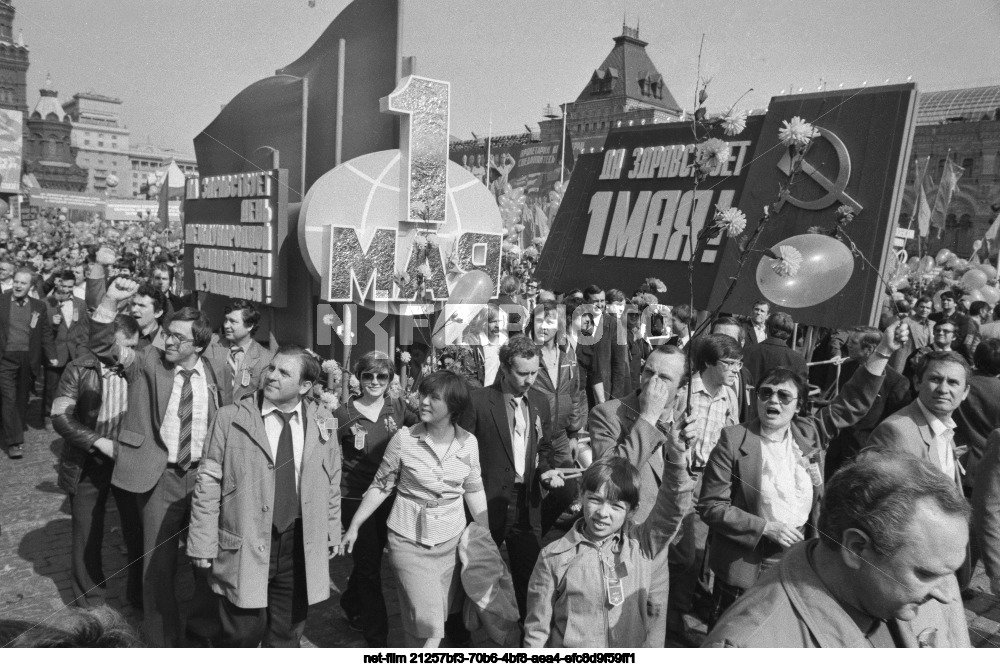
[63,91,131,197]
[23,78,87,191]
[0,0,27,116]
[538,24,682,148]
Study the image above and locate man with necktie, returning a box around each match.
[0,267,57,458]
[88,278,222,647]
[188,346,341,647]
[204,299,272,406]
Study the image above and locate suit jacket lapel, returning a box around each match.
[301,401,319,466]
[488,387,515,467]
[738,424,763,516]
[155,357,175,420]
[235,395,272,461]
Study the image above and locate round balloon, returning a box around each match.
[981,285,1000,305]
[756,234,854,308]
[919,256,936,273]
[936,248,954,265]
[962,269,988,290]
[906,256,921,272]
[966,288,986,303]
[982,265,998,281]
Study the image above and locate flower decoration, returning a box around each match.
[319,390,340,411]
[714,207,747,237]
[399,351,412,364]
[393,270,410,287]
[836,205,856,224]
[322,313,337,328]
[412,235,428,250]
[771,245,803,277]
[522,246,539,261]
[720,109,748,136]
[513,223,525,233]
[694,138,731,175]
[321,359,343,385]
[533,236,547,247]
[778,116,818,148]
[348,374,361,395]
[416,261,433,280]
[387,378,402,399]
[384,416,398,432]
[425,233,439,247]
[641,277,667,293]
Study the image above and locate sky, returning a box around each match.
[14,0,1000,155]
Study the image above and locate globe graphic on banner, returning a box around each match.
[300,149,503,314]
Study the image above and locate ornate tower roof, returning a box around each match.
[31,75,66,121]
[575,24,681,113]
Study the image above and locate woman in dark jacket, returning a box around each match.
[334,351,417,647]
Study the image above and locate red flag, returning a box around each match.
[985,210,1000,243]
[910,156,932,237]
[929,157,963,239]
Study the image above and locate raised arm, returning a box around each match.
[87,277,140,371]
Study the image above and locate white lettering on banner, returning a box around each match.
[192,248,272,277]
[197,172,272,200]
[614,141,753,180]
[582,189,736,263]
[192,270,266,302]
[184,224,272,250]
[239,198,273,224]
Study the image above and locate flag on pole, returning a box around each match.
[985,209,1000,243]
[929,157,964,239]
[157,169,169,225]
[910,156,932,237]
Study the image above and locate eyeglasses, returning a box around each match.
[164,332,194,345]
[718,359,743,370]
[935,328,955,336]
[757,387,798,405]
[360,371,390,383]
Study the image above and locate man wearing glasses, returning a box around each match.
[904,321,957,389]
[698,321,908,622]
[88,278,224,647]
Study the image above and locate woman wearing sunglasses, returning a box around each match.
[697,320,908,625]
[340,371,489,647]
[334,351,416,647]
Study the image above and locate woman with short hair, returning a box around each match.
[341,372,489,647]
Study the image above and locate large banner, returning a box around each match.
[0,109,22,194]
[534,116,765,306]
[708,84,917,328]
[183,169,290,306]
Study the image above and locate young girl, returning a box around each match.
[523,455,692,648]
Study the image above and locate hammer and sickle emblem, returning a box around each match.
[774,126,863,213]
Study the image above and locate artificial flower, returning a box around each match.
[322,313,337,327]
[695,138,731,175]
[513,224,525,233]
[642,277,667,293]
[393,270,410,286]
[417,261,433,280]
[348,374,361,395]
[522,246,539,260]
[387,378,402,400]
[836,205,856,223]
[319,390,340,411]
[772,245,803,277]
[412,235,428,250]
[533,236,547,247]
[425,233,440,246]
[384,416,398,432]
[714,207,747,237]
[720,109,748,136]
[399,351,412,364]
[778,116,818,148]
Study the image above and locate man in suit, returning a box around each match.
[741,300,770,355]
[151,262,197,320]
[44,269,89,418]
[188,346,341,648]
[742,311,807,385]
[710,316,756,422]
[88,277,223,647]
[666,303,694,350]
[577,285,630,408]
[203,299,273,406]
[955,339,1000,493]
[705,451,971,648]
[460,335,557,619]
[867,349,972,588]
[589,344,696,647]
[0,267,57,458]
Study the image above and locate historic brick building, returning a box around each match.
[0,0,27,116]
[23,79,87,191]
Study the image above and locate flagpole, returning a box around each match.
[560,103,568,189]
[485,114,492,190]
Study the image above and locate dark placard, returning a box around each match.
[708,84,917,328]
[534,116,764,306]
[183,169,290,306]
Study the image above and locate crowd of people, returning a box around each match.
[0,212,996,649]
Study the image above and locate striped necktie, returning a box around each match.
[176,368,195,470]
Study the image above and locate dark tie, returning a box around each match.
[272,410,299,532]
[176,369,194,470]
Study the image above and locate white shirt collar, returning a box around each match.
[175,357,205,378]
[262,397,304,421]
[915,398,956,435]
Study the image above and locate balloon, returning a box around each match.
[447,270,494,306]
[974,239,983,251]
[982,265,998,281]
[962,269,988,290]
[919,256,936,273]
[888,277,909,291]
[966,288,986,304]
[981,285,1000,305]
[756,234,855,308]
[936,248,954,265]
[906,256,921,272]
